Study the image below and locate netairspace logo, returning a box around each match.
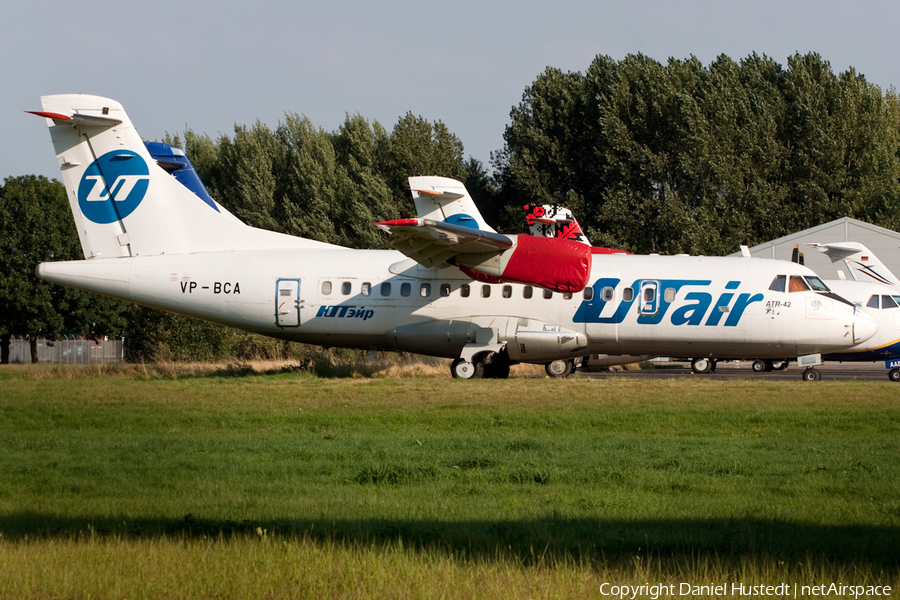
[598,581,892,599]
[77,150,150,224]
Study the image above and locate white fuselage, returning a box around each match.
[37,246,876,364]
[820,279,900,361]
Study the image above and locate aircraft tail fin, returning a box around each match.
[524,204,590,246]
[408,176,497,233]
[808,242,900,285]
[30,94,328,259]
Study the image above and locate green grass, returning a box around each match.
[0,365,898,598]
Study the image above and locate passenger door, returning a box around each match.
[275,279,301,327]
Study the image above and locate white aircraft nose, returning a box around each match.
[852,309,878,345]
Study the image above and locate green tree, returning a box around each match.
[497,52,900,255]
[331,113,400,248]
[378,112,468,216]
[0,176,127,363]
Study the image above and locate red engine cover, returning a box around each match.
[459,235,592,293]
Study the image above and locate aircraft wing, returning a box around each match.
[376,218,591,292]
[375,218,513,268]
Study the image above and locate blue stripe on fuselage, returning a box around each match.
[824,339,900,362]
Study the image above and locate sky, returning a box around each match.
[4,0,900,182]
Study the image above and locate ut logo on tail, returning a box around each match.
[78,150,150,224]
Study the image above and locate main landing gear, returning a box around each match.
[450,351,512,379]
[450,353,578,379]
[451,358,483,379]
[889,369,900,382]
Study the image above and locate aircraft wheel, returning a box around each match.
[691,358,713,374]
[545,359,574,378]
[889,369,900,382]
[802,368,821,382]
[483,356,511,379]
[451,359,483,379]
[751,359,773,373]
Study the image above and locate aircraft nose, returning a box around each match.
[851,308,878,345]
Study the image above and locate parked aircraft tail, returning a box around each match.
[28,94,329,259]
[524,204,590,245]
[408,176,497,233]
[808,242,900,285]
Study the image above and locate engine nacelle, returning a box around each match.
[456,234,592,293]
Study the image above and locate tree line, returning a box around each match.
[494,52,900,254]
[3,52,900,361]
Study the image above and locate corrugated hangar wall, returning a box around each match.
[728,217,900,280]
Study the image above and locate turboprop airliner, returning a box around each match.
[28,94,877,380]
[690,242,900,381]
[809,243,900,381]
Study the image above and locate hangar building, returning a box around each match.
[729,217,900,280]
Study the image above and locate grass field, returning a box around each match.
[0,364,897,598]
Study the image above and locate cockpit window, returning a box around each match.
[882,295,898,309]
[788,276,810,293]
[867,295,879,309]
[804,276,830,292]
[769,275,786,292]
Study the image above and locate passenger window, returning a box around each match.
[440,284,450,297]
[401,282,411,297]
[523,286,533,299]
[380,282,391,297]
[460,284,470,298]
[768,275,786,292]
[867,295,879,309]
[664,288,676,303]
[502,285,512,298]
[341,282,351,295]
[481,285,491,298]
[883,295,898,309]
[563,292,573,300]
[583,287,594,301]
[602,287,614,301]
[321,281,332,295]
[543,289,553,299]
[623,287,634,302]
[643,287,655,302]
[420,283,431,297]
[788,276,810,293]
[361,282,371,296]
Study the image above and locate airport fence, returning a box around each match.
[7,336,124,364]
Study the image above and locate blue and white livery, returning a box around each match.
[29,94,877,380]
